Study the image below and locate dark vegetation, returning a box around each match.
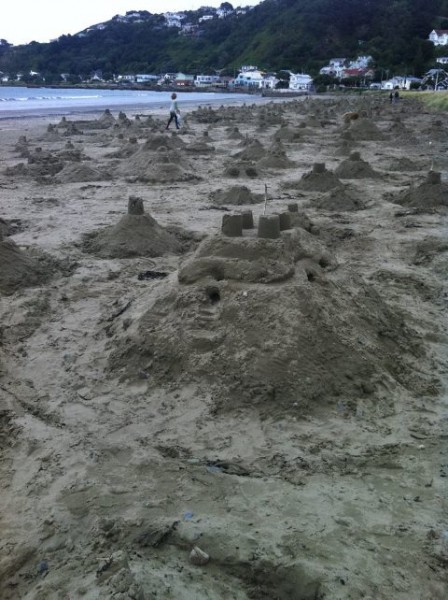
[0,0,447,81]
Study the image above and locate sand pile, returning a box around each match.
[0,233,56,294]
[142,134,186,151]
[6,148,65,180]
[273,126,301,143]
[98,109,116,127]
[334,152,379,179]
[109,230,423,416]
[257,141,295,169]
[347,118,386,141]
[121,146,198,183]
[227,127,244,140]
[14,135,31,157]
[312,185,366,211]
[57,142,90,162]
[234,140,266,161]
[105,139,140,159]
[191,106,222,124]
[385,157,423,172]
[54,163,111,183]
[286,163,341,192]
[82,197,195,258]
[391,171,448,210]
[209,186,263,206]
[185,140,215,154]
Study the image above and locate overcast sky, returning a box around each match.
[2,1,260,45]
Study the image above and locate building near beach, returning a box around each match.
[289,73,313,91]
[195,75,221,87]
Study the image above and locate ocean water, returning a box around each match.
[0,86,254,118]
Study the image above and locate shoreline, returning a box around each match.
[0,93,304,123]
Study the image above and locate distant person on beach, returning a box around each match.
[389,92,393,103]
[394,90,400,103]
[166,92,180,130]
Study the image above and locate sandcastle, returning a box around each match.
[334,152,379,179]
[392,171,448,210]
[82,197,197,258]
[109,210,423,417]
[286,163,342,192]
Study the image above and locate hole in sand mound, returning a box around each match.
[206,286,221,304]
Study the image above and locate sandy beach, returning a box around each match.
[0,94,447,599]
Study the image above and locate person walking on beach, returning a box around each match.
[166,92,180,130]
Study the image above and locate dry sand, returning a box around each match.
[0,95,447,600]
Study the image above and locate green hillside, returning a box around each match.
[0,0,447,80]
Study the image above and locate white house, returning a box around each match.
[429,30,448,45]
[164,12,184,27]
[135,74,159,84]
[260,75,279,89]
[436,56,448,64]
[198,15,214,23]
[195,75,220,87]
[234,69,264,87]
[289,73,313,91]
[381,76,421,90]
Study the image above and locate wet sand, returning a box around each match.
[0,96,447,599]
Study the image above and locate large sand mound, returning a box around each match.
[391,171,448,210]
[347,118,386,141]
[0,236,57,294]
[82,197,197,258]
[285,163,341,192]
[210,186,263,206]
[109,232,423,416]
[120,146,199,183]
[334,152,379,179]
[55,163,111,183]
[312,186,366,211]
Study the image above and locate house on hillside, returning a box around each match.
[198,15,214,23]
[234,68,264,87]
[429,30,448,45]
[381,76,421,90]
[175,72,195,86]
[195,75,220,87]
[164,12,185,27]
[289,73,313,91]
[260,75,279,89]
[436,56,448,64]
[136,74,159,84]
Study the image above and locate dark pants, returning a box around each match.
[166,111,179,129]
